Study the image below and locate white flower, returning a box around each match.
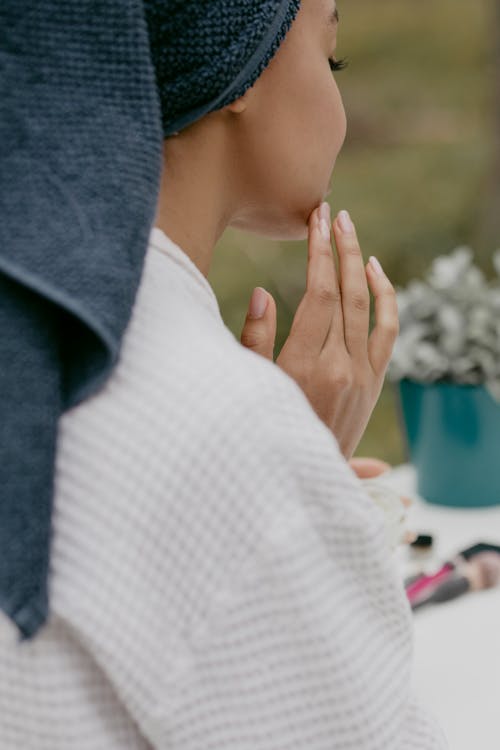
[427,246,472,290]
[388,246,500,402]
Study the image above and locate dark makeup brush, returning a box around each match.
[411,553,500,610]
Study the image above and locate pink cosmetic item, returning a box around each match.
[411,553,500,610]
[406,563,455,606]
[405,541,500,606]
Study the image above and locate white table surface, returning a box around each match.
[384,464,500,750]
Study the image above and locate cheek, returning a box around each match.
[267,73,345,187]
[326,84,347,154]
[270,58,346,182]
[306,76,346,175]
[233,63,347,233]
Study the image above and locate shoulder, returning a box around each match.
[58,313,359,519]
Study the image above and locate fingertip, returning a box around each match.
[318,218,331,242]
[365,258,384,283]
[248,286,269,319]
[309,209,330,243]
[368,255,385,277]
[365,261,377,283]
[335,209,355,235]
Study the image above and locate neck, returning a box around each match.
[153,129,237,278]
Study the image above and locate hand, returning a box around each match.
[348,455,414,511]
[349,456,416,545]
[240,203,400,460]
[348,456,392,479]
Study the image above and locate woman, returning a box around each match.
[0,0,447,748]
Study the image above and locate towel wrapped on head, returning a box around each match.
[0,0,302,640]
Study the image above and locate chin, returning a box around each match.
[230,205,314,242]
[237,221,309,243]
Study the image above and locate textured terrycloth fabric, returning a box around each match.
[144,0,302,135]
[0,0,302,641]
[0,0,163,641]
[0,228,448,749]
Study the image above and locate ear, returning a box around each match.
[224,87,252,114]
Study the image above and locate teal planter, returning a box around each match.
[396,378,500,507]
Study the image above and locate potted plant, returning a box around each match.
[386,246,500,507]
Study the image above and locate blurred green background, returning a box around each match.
[208,0,500,464]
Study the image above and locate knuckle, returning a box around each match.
[331,369,352,389]
[351,292,369,313]
[341,238,361,256]
[383,317,400,337]
[316,244,333,258]
[314,285,337,306]
[240,330,262,349]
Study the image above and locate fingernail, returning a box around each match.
[369,255,384,276]
[319,201,331,225]
[319,218,330,241]
[338,209,353,233]
[248,287,268,319]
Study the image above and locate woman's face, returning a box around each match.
[228,0,346,241]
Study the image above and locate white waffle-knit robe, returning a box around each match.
[0,228,448,749]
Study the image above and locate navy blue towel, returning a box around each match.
[0,0,163,640]
[1,0,301,642]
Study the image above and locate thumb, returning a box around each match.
[240,287,277,361]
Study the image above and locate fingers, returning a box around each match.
[330,210,370,361]
[348,456,391,478]
[365,256,400,374]
[240,287,277,361]
[403,530,418,544]
[282,204,399,377]
[287,202,343,356]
